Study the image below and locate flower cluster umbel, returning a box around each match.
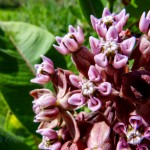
[30,8,150,150]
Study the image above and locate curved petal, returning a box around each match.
[75,26,84,44]
[139,12,149,33]
[88,65,101,82]
[69,25,76,33]
[116,138,129,150]
[90,15,98,30]
[144,127,150,140]
[102,7,111,17]
[30,75,51,84]
[129,115,143,130]
[68,93,86,106]
[64,38,78,52]
[88,96,102,111]
[53,44,69,55]
[69,75,81,88]
[94,53,108,68]
[98,82,112,96]
[96,24,107,38]
[120,37,136,56]
[55,36,62,44]
[89,36,101,55]
[36,128,58,139]
[115,9,126,21]
[106,26,118,42]
[113,122,126,134]
[112,53,128,69]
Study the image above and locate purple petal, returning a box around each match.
[69,75,81,88]
[129,115,143,130]
[113,122,126,134]
[115,20,124,33]
[88,96,102,111]
[144,127,150,140]
[106,26,118,42]
[96,24,107,38]
[30,75,51,84]
[112,53,128,69]
[69,25,76,33]
[94,53,108,68]
[53,44,69,55]
[55,36,62,44]
[75,26,84,44]
[64,38,78,52]
[68,93,86,106]
[88,65,101,82]
[116,138,129,150]
[102,7,111,17]
[89,36,101,55]
[90,15,98,30]
[115,9,126,21]
[139,12,149,33]
[98,82,112,96]
[120,37,136,56]
[36,128,58,139]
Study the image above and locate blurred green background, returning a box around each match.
[0,0,149,149]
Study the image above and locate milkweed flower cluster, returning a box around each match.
[30,8,150,150]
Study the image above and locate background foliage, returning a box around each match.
[0,0,149,149]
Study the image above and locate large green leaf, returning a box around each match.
[0,21,66,68]
[0,21,66,136]
[77,0,105,25]
[0,127,34,150]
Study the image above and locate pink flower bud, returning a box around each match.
[53,26,84,54]
[30,55,54,84]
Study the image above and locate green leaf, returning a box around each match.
[0,127,33,150]
[77,0,105,25]
[0,21,66,69]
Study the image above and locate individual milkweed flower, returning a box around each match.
[53,25,84,54]
[113,115,150,149]
[37,128,62,150]
[90,26,135,69]
[90,7,129,38]
[30,55,55,84]
[139,10,150,36]
[68,65,112,111]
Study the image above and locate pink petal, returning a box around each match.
[89,36,101,55]
[55,36,62,44]
[90,15,98,30]
[106,26,118,42]
[75,26,84,44]
[30,75,51,84]
[112,54,128,69]
[69,25,76,33]
[120,37,136,56]
[69,75,81,88]
[68,93,86,106]
[113,122,126,134]
[94,53,108,68]
[88,65,101,82]
[102,7,111,17]
[64,38,78,52]
[36,128,58,139]
[53,44,69,55]
[144,127,150,140]
[139,12,149,33]
[115,9,126,21]
[129,115,143,130]
[88,96,102,111]
[96,24,107,38]
[116,138,129,150]
[115,20,124,33]
[98,82,112,96]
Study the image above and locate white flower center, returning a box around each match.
[81,80,95,96]
[103,41,118,53]
[102,15,114,24]
[63,33,74,42]
[37,65,44,75]
[126,129,143,145]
